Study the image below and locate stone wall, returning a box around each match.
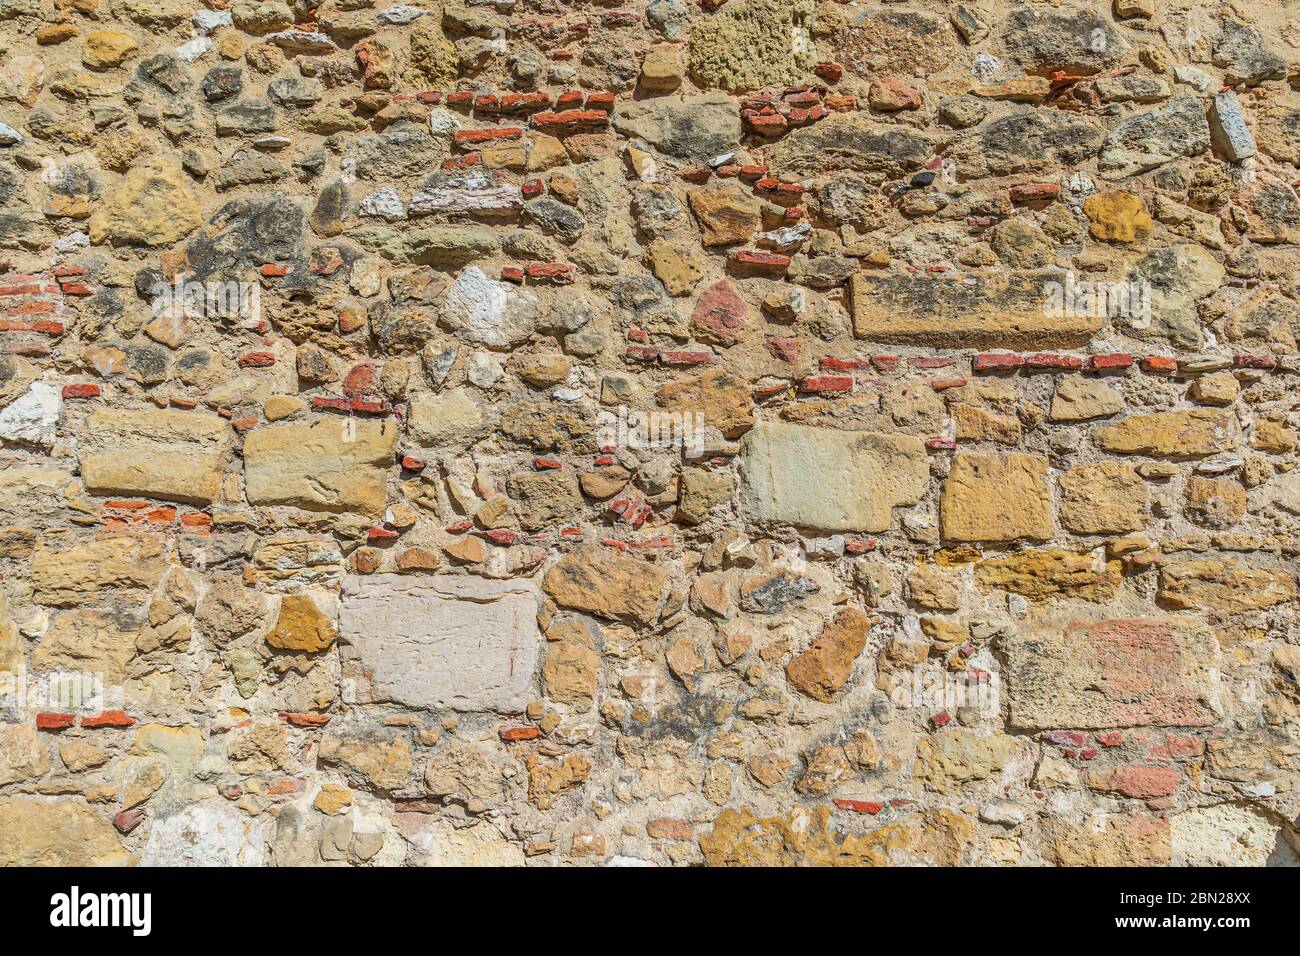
[1,0,1298,867]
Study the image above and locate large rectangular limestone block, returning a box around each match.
[78,407,229,504]
[339,574,540,713]
[1005,616,1221,731]
[851,272,1102,348]
[738,422,929,532]
[243,418,396,516]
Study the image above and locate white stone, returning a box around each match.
[1171,804,1298,866]
[142,800,268,866]
[193,9,232,32]
[358,186,406,221]
[439,265,539,349]
[0,381,60,447]
[176,37,212,62]
[266,30,336,53]
[0,121,22,146]
[466,351,503,388]
[376,4,427,24]
[339,574,541,713]
[428,108,461,137]
[1173,65,1214,92]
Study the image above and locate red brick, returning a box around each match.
[499,726,542,742]
[972,352,1023,372]
[81,710,135,729]
[36,712,76,731]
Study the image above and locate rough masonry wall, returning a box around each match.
[0,0,1299,866]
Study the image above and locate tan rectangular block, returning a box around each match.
[851,272,1103,348]
[1005,616,1221,731]
[78,407,228,505]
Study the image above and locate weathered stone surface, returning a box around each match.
[439,266,539,349]
[141,800,267,866]
[1005,616,1221,730]
[786,608,870,702]
[975,549,1122,603]
[0,797,130,866]
[89,158,202,247]
[851,273,1101,348]
[1058,462,1148,534]
[543,546,668,625]
[0,723,48,785]
[1046,814,1171,866]
[1093,410,1237,458]
[738,422,928,533]
[613,93,742,161]
[769,113,938,181]
[940,453,1054,543]
[688,185,760,247]
[1049,377,1124,421]
[3,0,1298,870]
[340,575,539,712]
[31,534,166,606]
[1171,805,1298,867]
[78,407,228,505]
[686,0,816,93]
[1158,559,1297,613]
[915,731,1020,793]
[31,609,142,684]
[243,418,397,515]
[1099,94,1210,180]
[406,388,487,450]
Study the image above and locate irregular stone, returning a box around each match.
[340,574,539,712]
[89,158,202,247]
[1093,409,1237,458]
[1099,94,1210,180]
[266,594,336,653]
[1082,191,1152,242]
[768,113,938,181]
[1158,559,1296,613]
[32,534,165,606]
[542,547,668,626]
[0,723,48,785]
[1049,377,1124,421]
[974,549,1122,603]
[406,389,487,450]
[688,185,760,246]
[686,0,816,93]
[439,266,538,349]
[1058,462,1149,534]
[738,422,928,533]
[915,730,1019,793]
[141,800,266,866]
[656,366,753,440]
[785,608,870,703]
[613,93,742,161]
[1002,5,1129,75]
[1046,814,1170,866]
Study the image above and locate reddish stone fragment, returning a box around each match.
[691,280,748,346]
